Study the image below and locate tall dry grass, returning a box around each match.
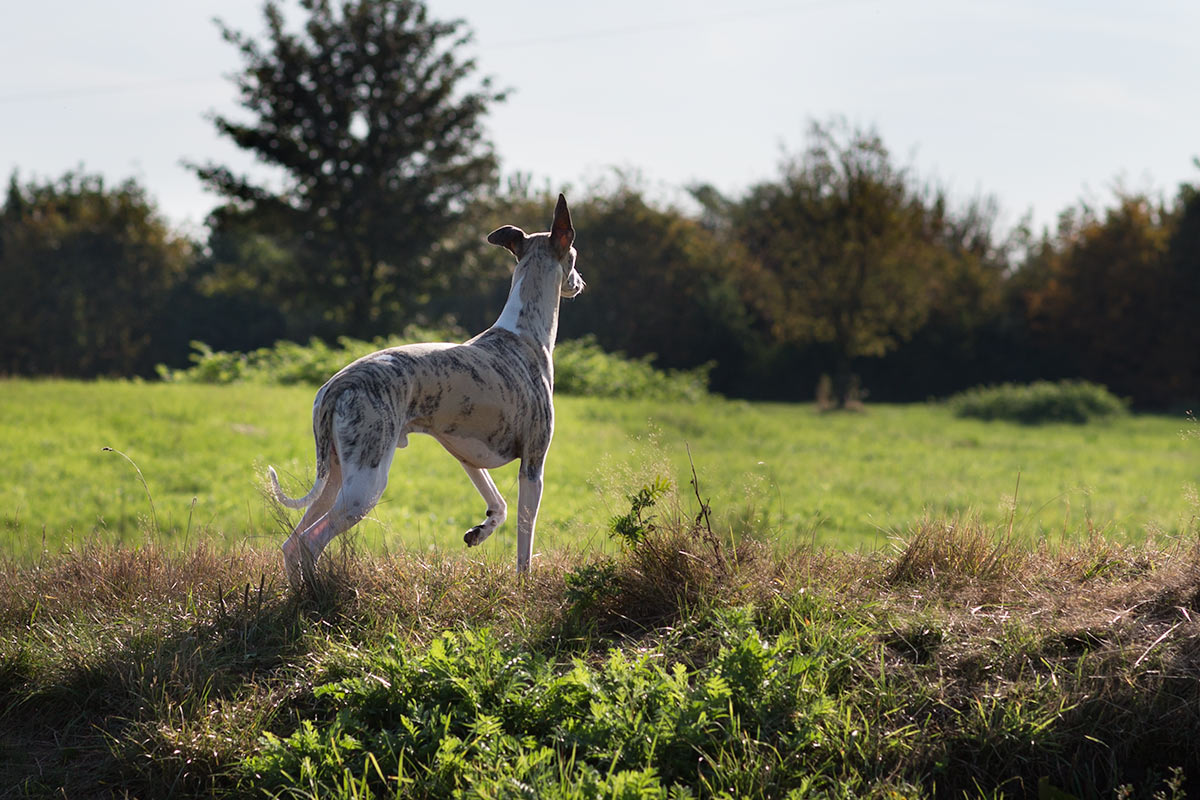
[2,510,1200,797]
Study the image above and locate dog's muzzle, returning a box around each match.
[562,271,585,298]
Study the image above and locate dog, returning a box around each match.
[269,194,584,586]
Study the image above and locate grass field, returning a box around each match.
[0,379,1195,562]
[2,379,1199,797]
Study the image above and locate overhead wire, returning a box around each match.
[0,0,877,105]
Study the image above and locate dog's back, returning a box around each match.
[317,328,554,472]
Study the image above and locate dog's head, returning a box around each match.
[487,194,585,299]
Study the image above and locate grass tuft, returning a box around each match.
[887,515,1026,586]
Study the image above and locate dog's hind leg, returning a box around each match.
[281,458,342,587]
[289,384,403,580]
[297,447,395,576]
[461,462,507,547]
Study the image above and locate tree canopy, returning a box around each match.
[704,120,950,406]
[0,172,191,376]
[1023,192,1199,406]
[192,0,504,337]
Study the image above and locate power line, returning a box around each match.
[0,0,879,105]
[482,0,877,51]
[0,75,223,106]
[0,72,232,105]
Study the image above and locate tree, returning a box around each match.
[192,0,504,337]
[1164,172,1200,403]
[1023,191,1192,407]
[555,177,758,381]
[719,119,946,407]
[410,176,763,396]
[0,171,191,376]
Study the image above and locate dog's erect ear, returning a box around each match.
[549,193,574,259]
[486,225,527,259]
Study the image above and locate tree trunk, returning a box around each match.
[345,246,377,338]
[832,352,856,410]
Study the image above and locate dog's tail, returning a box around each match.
[268,382,339,510]
[267,465,324,509]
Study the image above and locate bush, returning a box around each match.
[947,380,1128,424]
[158,332,710,401]
[553,335,711,401]
[157,328,458,387]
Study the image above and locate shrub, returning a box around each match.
[946,380,1128,424]
[158,332,710,401]
[553,335,711,401]
[155,325,461,387]
[608,475,673,548]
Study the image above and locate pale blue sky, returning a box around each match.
[2,1,1196,236]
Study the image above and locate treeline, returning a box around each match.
[428,157,1200,410]
[2,0,1197,409]
[4,153,1197,408]
[3,146,1198,410]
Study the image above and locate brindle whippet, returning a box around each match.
[269,195,585,586]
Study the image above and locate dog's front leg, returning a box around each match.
[515,460,544,573]
[460,462,507,547]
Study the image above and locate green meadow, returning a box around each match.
[3,378,1200,797]
[0,379,1194,562]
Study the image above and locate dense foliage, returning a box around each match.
[247,603,887,798]
[192,0,504,337]
[551,336,711,401]
[1021,192,1200,407]
[947,380,1129,424]
[0,172,192,376]
[158,333,711,401]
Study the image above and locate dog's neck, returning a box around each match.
[491,248,564,352]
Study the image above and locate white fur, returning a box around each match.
[493,273,525,333]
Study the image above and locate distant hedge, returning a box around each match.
[157,332,710,402]
[946,380,1128,424]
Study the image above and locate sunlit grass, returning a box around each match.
[0,379,1195,562]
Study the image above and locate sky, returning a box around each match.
[2,0,1197,238]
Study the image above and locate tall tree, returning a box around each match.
[0,171,191,376]
[1164,172,1200,403]
[721,119,945,407]
[555,177,758,378]
[1023,192,1189,407]
[192,0,504,337]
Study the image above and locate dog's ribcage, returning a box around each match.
[313,328,554,478]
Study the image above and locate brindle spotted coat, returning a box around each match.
[270,195,584,584]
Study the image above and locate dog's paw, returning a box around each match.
[281,548,302,590]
